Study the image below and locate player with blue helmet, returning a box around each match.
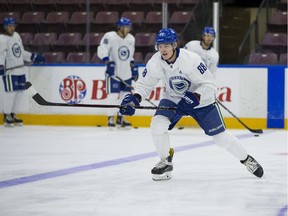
[184,26,219,77]
[97,17,138,129]
[119,27,264,181]
[0,17,45,127]
[154,28,178,61]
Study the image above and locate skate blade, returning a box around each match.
[14,123,23,126]
[116,125,132,130]
[152,172,172,181]
[4,123,14,127]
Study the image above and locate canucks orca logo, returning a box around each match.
[169,76,191,94]
[12,43,21,58]
[118,46,130,61]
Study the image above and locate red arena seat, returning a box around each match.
[0,12,21,22]
[43,52,65,63]
[66,52,89,63]
[43,11,69,32]
[260,33,287,55]
[92,11,119,31]
[279,53,287,65]
[18,11,45,33]
[247,53,278,65]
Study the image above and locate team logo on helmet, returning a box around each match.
[117,17,132,27]
[3,17,16,28]
[155,28,177,45]
[202,26,216,37]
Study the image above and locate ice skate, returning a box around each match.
[116,115,131,130]
[241,155,264,178]
[4,114,14,127]
[11,113,23,126]
[152,148,174,181]
[107,116,116,130]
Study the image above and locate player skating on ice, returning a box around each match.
[119,28,264,181]
[97,17,138,130]
[0,17,45,127]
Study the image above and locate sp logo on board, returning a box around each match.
[59,75,87,104]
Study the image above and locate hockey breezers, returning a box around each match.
[25,82,176,111]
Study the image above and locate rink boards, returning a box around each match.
[0,64,287,129]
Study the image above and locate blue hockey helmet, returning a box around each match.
[155,28,177,45]
[202,26,216,37]
[117,17,132,27]
[3,17,16,28]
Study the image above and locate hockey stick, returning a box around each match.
[6,62,34,71]
[6,64,25,71]
[25,81,176,111]
[113,75,158,107]
[216,100,263,134]
[113,76,187,130]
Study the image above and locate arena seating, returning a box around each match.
[43,11,69,33]
[92,11,119,32]
[78,32,104,53]
[247,52,278,65]
[0,11,21,22]
[43,51,65,63]
[0,0,205,63]
[267,11,287,33]
[279,53,287,65]
[90,53,103,63]
[133,52,144,64]
[18,11,45,33]
[66,11,94,33]
[66,52,89,63]
[19,32,34,46]
[53,32,82,53]
[31,32,57,53]
[260,32,287,56]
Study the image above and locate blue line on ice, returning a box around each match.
[0,133,255,189]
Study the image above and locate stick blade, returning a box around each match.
[250,129,263,134]
[25,81,50,106]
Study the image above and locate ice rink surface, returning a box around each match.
[0,125,287,216]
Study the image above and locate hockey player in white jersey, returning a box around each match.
[97,17,138,130]
[0,17,45,127]
[184,26,219,78]
[97,17,138,129]
[119,28,264,181]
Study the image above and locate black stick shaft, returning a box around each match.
[217,100,263,134]
[114,75,158,106]
[26,82,175,111]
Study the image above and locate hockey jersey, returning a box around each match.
[134,48,217,108]
[97,31,135,81]
[0,32,32,70]
[184,40,219,76]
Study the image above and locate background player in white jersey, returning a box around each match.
[184,26,219,78]
[0,17,45,127]
[97,17,138,130]
[119,28,264,181]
